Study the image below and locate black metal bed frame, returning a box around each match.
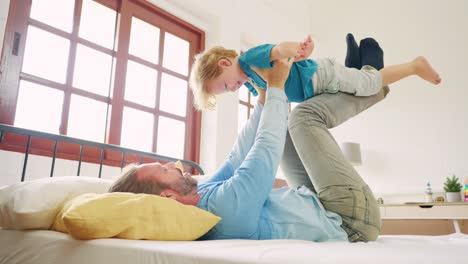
[0,124,204,182]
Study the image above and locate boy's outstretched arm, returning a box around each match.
[270,35,314,62]
[296,35,314,61]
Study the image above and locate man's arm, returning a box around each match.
[202,102,264,183]
[203,83,267,184]
[204,60,293,236]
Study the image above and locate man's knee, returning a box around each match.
[289,100,329,130]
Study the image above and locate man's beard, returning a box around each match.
[173,175,198,195]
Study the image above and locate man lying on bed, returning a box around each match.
[109,36,389,242]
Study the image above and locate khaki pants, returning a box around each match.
[314,59,382,97]
[280,86,389,242]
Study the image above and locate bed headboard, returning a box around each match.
[0,124,204,182]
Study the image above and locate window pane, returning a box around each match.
[121,107,153,152]
[73,44,113,96]
[124,60,158,107]
[239,85,249,102]
[129,17,160,64]
[79,0,117,49]
[157,117,185,159]
[160,74,187,117]
[68,95,108,142]
[30,0,74,33]
[22,26,69,83]
[14,81,63,134]
[163,33,189,75]
[238,105,248,132]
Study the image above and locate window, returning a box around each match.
[238,87,297,130]
[237,85,256,132]
[0,0,204,166]
[237,84,297,180]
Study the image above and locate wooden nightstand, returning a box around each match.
[379,202,468,233]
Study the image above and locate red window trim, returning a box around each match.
[0,0,204,168]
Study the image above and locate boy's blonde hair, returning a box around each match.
[189,46,238,110]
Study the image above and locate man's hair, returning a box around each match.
[108,163,170,195]
[189,46,238,110]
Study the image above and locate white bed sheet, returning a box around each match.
[1,229,467,264]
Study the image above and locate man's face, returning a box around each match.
[137,162,199,204]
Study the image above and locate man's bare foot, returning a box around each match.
[413,56,442,84]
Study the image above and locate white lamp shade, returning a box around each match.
[341,142,362,166]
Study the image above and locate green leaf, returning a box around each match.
[443,175,462,192]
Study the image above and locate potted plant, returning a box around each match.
[444,175,462,202]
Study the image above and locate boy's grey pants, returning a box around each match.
[281,85,389,242]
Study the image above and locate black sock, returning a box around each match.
[345,33,361,69]
[359,38,384,70]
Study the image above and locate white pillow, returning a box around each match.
[0,176,112,230]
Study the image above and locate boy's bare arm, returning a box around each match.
[270,41,300,61]
[295,35,314,61]
[270,35,314,62]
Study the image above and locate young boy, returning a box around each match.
[189,35,441,110]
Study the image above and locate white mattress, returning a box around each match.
[1,229,468,264]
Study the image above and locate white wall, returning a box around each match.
[0,150,121,186]
[153,0,468,202]
[305,0,468,201]
[1,0,467,203]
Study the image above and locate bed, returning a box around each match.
[1,229,468,264]
[1,124,468,264]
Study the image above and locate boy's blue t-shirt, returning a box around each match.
[238,44,318,102]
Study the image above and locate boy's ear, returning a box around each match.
[218,58,232,68]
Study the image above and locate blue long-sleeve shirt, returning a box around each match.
[196,88,347,242]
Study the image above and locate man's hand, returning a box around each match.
[294,35,314,62]
[254,86,266,105]
[266,58,294,89]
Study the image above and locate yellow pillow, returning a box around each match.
[52,192,220,241]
